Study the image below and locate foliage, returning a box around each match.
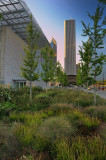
[20,15,39,100]
[34,93,50,111]
[98,0,106,4]
[41,46,55,92]
[81,2,106,104]
[52,139,73,160]
[50,104,73,115]
[56,61,68,86]
[37,117,75,141]
[34,135,51,152]
[0,90,12,102]
[0,88,106,159]
[79,41,94,87]
[0,14,2,21]
[0,123,20,160]
[53,136,106,160]
[84,106,106,122]
[0,102,16,118]
[13,112,48,147]
[76,68,83,86]
[67,109,100,131]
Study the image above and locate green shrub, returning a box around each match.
[33,86,43,92]
[0,90,12,102]
[34,94,50,111]
[84,106,106,122]
[37,117,75,141]
[34,135,51,152]
[0,102,16,118]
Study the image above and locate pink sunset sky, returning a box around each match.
[25,0,100,68]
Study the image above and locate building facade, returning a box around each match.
[64,19,76,75]
[0,0,50,88]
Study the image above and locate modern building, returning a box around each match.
[64,19,76,76]
[0,0,50,88]
[50,37,57,62]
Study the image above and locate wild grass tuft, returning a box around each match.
[53,136,106,160]
[67,109,100,130]
[37,117,75,141]
[84,106,106,122]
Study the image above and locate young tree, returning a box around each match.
[76,67,83,86]
[56,61,68,87]
[41,46,55,93]
[78,41,94,89]
[20,15,39,100]
[81,3,106,104]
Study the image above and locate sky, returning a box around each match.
[24,0,105,68]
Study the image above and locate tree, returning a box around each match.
[76,67,83,86]
[20,15,39,100]
[56,61,68,87]
[78,41,94,89]
[98,0,106,5]
[41,46,55,93]
[81,3,106,105]
[0,13,2,19]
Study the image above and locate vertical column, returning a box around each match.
[0,26,6,84]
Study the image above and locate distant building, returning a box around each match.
[64,19,76,76]
[50,37,57,62]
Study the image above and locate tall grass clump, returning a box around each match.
[0,123,20,160]
[70,136,106,160]
[52,136,106,160]
[13,112,48,147]
[37,117,75,141]
[84,106,106,122]
[67,109,100,131]
[34,93,50,111]
[52,139,73,160]
[50,104,73,115]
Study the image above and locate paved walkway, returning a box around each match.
[88,90,106,99]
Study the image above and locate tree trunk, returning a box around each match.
[46,82,47,93]
[94,78,96,105]
[86,82,88,94]
[94,47,97,105]
[30,81,32,101]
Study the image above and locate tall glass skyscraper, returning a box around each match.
[64,20,76,75]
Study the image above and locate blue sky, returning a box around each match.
[25,0,106,68]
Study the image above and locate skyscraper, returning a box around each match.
[50,37,57,62]
[64,20,76,75]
